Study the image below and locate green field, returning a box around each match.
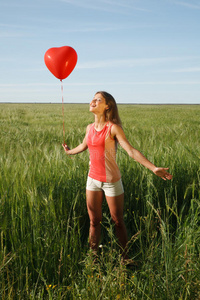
[0,103,200,299]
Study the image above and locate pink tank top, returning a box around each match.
[86,123,121,183]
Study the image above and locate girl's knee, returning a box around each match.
[111,215,124,228]
[90,217,102,227]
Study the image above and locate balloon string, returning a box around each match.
[61,80,65,144]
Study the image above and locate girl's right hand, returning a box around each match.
[62,143,70,153]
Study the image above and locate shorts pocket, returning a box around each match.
[86,176,93,187]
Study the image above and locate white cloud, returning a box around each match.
[171,67,200,72]
[59,0,149,14]
[77,56,200,69]
[1,80,199,89]
[99,0,150,12]
[60,24,138,33]
[0,31,24,38]
[0,23,30,38]
[174,1,200,9]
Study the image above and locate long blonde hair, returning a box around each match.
[95,91,122,126]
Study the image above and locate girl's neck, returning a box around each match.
[94,114,106,124]
[94,114,107,130]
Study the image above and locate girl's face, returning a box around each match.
[89,93,108,114]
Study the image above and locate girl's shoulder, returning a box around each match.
[109,122,122,130]
[109,123,123,139]
[86,123,94,133]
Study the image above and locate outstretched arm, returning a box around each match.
[62,124,90,155]
[111,124,173,180]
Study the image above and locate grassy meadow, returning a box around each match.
[0,103,200,299]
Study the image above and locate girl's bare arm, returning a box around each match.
[111,124,172,180]
[62,124,91,155]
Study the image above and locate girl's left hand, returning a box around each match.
[153,167,173,180]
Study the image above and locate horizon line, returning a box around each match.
[0,102,199,105]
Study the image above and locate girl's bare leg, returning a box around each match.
[106,193,128,256]
[86,189,104,251]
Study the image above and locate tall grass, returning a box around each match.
[0,103,199,299]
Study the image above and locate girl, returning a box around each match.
[63,91,172,258]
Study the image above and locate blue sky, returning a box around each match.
[0,0,200,104]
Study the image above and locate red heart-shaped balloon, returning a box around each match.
[44,46,78,80]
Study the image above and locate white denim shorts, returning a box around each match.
[86,176,124,197]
